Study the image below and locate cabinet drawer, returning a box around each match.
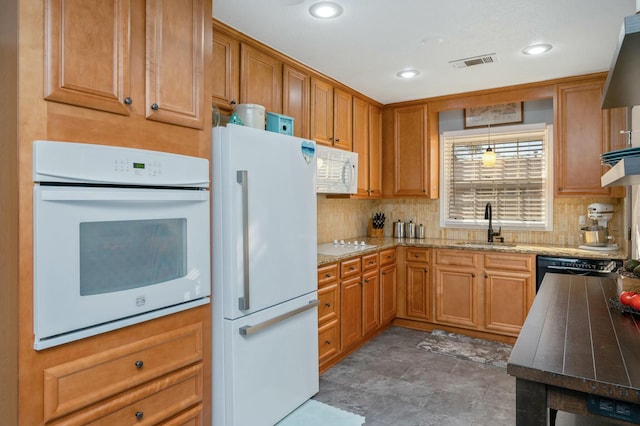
[340,257,361,278]
[56,364,203,426]
[44,323,203,422]
[379,248,396,266]
[163,405,203,426]
[484,253,534,272]
[317,263,338,287]
[435,249,479,267]
[318,282,339,325]
[318,319,339,365]
[406,247,430,263]
[362,252,379,271]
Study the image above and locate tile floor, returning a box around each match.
[313,326,618,426]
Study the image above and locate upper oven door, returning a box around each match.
[33,185,210,346]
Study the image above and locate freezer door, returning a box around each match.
[219,294,319,426]
[212,125,317,320]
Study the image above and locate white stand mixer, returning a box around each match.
[578,203,618,251]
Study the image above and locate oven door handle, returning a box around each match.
[237,170,250,311]
[39,189,208,202]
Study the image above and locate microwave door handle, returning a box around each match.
[236,170,250,311]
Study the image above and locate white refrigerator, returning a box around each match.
[212,124,319,426]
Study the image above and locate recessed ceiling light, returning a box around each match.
[522,43,552,55]
[397,69,420,79]
[309,2,343,19]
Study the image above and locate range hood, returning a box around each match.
[602,13,640,109]
[602,157,640,187]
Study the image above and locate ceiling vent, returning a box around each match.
[449,53,498,69]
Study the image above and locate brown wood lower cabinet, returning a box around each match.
[405,247,431,321]
[44,322,205,425]
[317,248,397,372]
[433,249,535,337]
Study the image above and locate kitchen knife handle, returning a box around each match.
[237,170,250,311]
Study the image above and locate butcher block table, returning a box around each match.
[507,273,640,425]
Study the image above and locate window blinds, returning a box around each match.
[441,125,551,230]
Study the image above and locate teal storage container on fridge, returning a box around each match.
[266,112,294,136]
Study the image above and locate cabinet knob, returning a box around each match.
[325,340,331,345]
[325,302,331,307]
[558,186,563,191]
[364,278,369,283]
[368,261,374,265]
[124,97,132,105]
[485,273,488,279]
[134,360,144,369]
[414,254,419,258]
[424,269,428,273]
[135,411,144,420]
[349,266,355,271]
[151,103,159,111]
[231,99,236,105]
[335,138,340,142]
[472,273,476,278]
[325,273,332,278]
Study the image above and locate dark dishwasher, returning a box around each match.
[535,255,623,292]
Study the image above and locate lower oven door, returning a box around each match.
[33,185,210,349]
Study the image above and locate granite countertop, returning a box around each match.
[317,236,627,265]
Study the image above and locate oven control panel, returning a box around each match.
[33,140,209,188]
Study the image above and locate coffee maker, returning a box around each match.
[579,203,617,250]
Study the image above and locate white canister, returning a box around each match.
[234,104,266,130]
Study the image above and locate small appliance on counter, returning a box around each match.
[579,203,618,251]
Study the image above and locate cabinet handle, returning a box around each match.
[364,279,369,283]
[325,302,331,307]
[325,273,332,278]
[134,360,144,369]
[231,99,236,105]
[424,269,428,273]
[485,273,488,278]
[558,186,563,191]
[472,273,476,277]
[381,272,386,275]
[135,411,144,420]
[335,138,340,142]
[368,261,374,265]
[150,103,159,110]
[325,340,331,345]
[124,97,132,105]
[415,254,419,258]
[349,266,355,271]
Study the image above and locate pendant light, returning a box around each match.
[482,124,496,167]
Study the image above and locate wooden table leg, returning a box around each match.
[515,378,548,425]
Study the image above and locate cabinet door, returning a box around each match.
[368,104,383,198]
[434,266,478,328]
[380,263,397,324]
[607,107,629,198]
[393,105,429,196]
[353,97,370,197]
[310,77,334,146]
[340,276,362,349]
[283,64,310,138]
[483,270,532,335]
[44,0,131,115]
[333,88,353,150]
[555,80,610,196]
[146,0,206,129]
[405,262,431,320]
[212,28,239,113]
[240,43,282,113]
[362,270,380,336]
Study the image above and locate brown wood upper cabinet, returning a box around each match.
[555,77,627,197]
[382,104,435,198]
[45,0,207,130]
[282,64,311,138]
[240,43,282,114]
[212,27,240,113]
[311,77,352,150]
[352,98,382,198]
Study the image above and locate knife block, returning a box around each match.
[367,219,384,238]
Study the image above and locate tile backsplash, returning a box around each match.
[317,195,625,248]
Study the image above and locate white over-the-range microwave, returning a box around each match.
[315,145,358,194]
[32,141,211,350]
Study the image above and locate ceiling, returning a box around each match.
[213,0,637,105]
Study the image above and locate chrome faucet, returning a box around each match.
[484,202,502,243]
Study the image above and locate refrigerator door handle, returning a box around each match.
[239,300,319,336]
[237,170,250,311]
